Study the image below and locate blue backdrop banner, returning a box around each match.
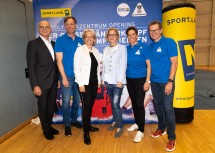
[33,0,162,124]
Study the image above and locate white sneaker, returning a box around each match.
[127,124,138,132]
[133,131,144,143]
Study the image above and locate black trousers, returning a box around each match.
[37,81,57,133]
[79,83,98,132]
[126,77,146,132]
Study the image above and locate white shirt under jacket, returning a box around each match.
[102,43,127,84]
[74,44,101,87]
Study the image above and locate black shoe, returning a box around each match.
[84,132,91,145]
[89,125,99,132]
[43,132,54,140]
[50,126,59,135]
[65,127,72,136]
[71,121,83,129]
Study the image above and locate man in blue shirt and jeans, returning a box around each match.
[55,17,83,136]
[148,21,178,152]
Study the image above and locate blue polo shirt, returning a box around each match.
[54,33,83,77]
[150,36,178,83]
[126,41,150,78]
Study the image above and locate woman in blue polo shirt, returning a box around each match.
[126,26,151,143]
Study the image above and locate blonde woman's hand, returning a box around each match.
[117,82,123,88]
[79,86,85,92]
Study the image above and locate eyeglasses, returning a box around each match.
[39,26,50,30]
[108,34,117,37]
[149,29,160,34]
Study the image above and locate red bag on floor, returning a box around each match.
[91,85,112,119]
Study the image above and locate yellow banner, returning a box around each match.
[162,7,196,108]
[41,8,71,18]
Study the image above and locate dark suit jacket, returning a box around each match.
[27,36,58,90]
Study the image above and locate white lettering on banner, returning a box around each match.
[52,25,65,30]
[119,30,126,36]
[76,22,135,29]
[50,33,65,39]
[51,21,148,45]
[95,30,106,37]
[138,36,147,42]
[138,29,147,36]
[97,38,107,44]
[109,22,135,28]
[118,37,129,43]
[50,33,58,39]
[77,23,108,29]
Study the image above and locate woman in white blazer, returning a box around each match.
[74,29,101,145]
[102,28,127,138]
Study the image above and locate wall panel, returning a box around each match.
[0,0,36,138]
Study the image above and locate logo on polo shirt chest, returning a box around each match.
[135,46,143,55]
[135,50,140,55]
[156,47,162,52]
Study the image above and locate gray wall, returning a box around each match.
[0,0,36,137]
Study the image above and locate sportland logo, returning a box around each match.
[117,3,130,17]
[132,3,147,17]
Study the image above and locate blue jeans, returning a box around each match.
[151,82,176,140]
[60,76,80,127]
[105,82,123,128]
[70,83,80,123]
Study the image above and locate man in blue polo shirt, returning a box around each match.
[55,17,83,136]
[148,21,178,152]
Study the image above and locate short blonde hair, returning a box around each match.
[105,28,119,42]
[82,29,97,46]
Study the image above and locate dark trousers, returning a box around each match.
[79,83,98,132]
[126,77,146,132]
[37,81,57,133]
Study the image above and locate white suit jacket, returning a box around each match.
[74,44,101,86]
[102,43,127,84]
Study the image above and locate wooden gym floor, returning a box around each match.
[0,110,214,153]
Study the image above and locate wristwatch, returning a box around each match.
[146,80,151,84]
[168,79,174,82]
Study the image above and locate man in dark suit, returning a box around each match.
[27,21,59,140]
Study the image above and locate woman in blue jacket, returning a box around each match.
[102,28,127,138]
